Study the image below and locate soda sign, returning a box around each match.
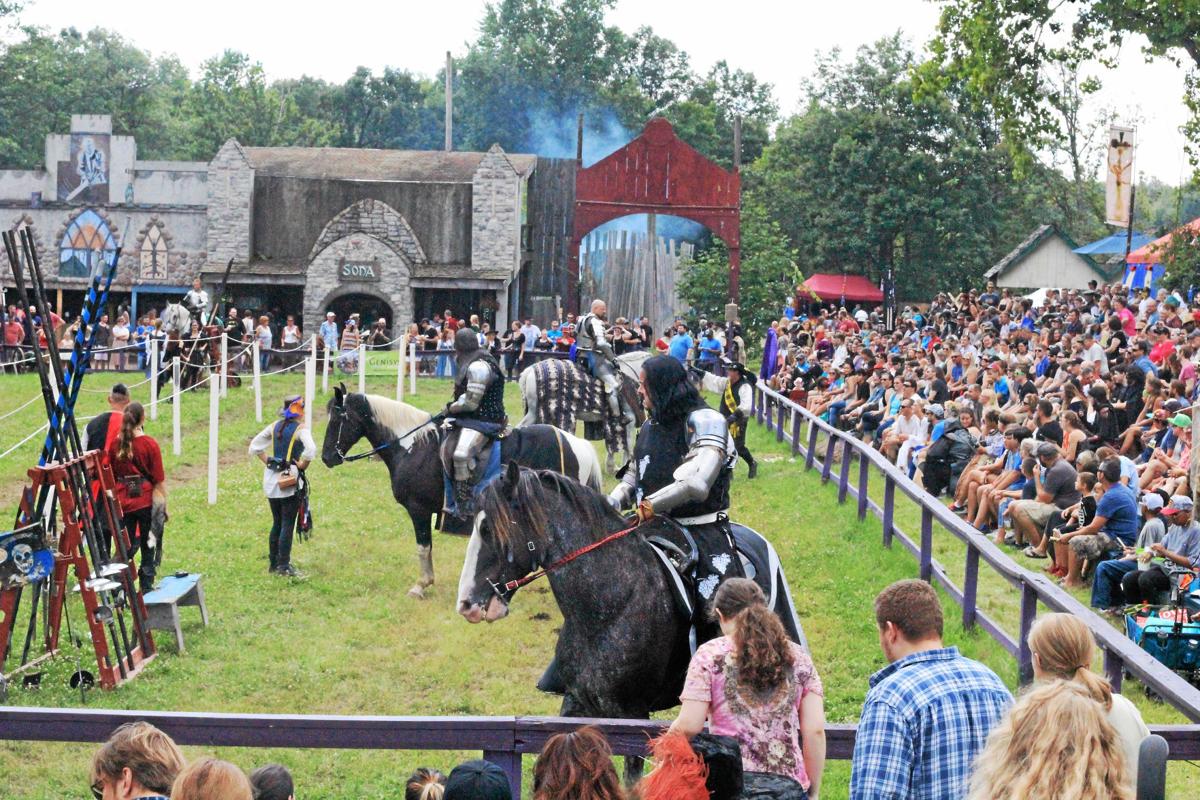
[339,260,380,282]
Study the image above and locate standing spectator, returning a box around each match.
[281,315,302,364]
[435,327,456,377]
[107,402,167,593]
[134,315,150,372]
[319,312,339,364]
[405,768,446,800]
[520,318,541,353]
[249,396,316,578]
[3,306,24,366]
[696,326,722,372]
[850,579,1011,800]
[443,308,459,331]
[93,313,111,371]
[90,721,185,800]
[670,578,825,796]
[532,725,623,800]
[111,312,130,371]
[501,320,525,379]
[421,318,439,375]
[256,315,273,372]
[249,764,295,800]
[1026,612,1148,791]
[668,321,693,365]
[172,758,253,800]
[368,317,391,348]
[338,318,361,372]
[965,681,1129,800]
[443,760,511,800]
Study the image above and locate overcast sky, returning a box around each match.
[12,0,1193,183]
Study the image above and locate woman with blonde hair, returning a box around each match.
[1027,612,1148,789]
[171,757,253,800]
[966,680,1130,800]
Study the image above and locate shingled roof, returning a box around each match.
[240,146,537,183]
[984,224,1102,281]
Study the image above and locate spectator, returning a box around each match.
[111,312,131,371]
[319,312,339,357]
[172,758,254,800]
[668,321,693,365]
[436,327,456,377]
[670,578,824,796]
[405,768,446,800]
[1092,491,1168,612]
[338,319,361,371]
[696,327,722,371]
[249,395,316,578]
[256,315,273,371]
[93,313,111,370]
[532,725,623,800]
[1120,494,1200,604]
[1026,612,1149,790]
[90,721,185,800]
[443,760,512,800]
[850,579,1011,800]
[281,315,302,361]
[107,402,167,593]
[1057,459,1138,589]
[1010,442,1081,552]
[520,318,540,352]
[249,764,294,800]
[965,681,1129,800]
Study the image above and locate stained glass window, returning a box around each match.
[140,225,167,280]
[59,209,115,279]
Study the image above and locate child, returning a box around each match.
[1047,472,1100,578]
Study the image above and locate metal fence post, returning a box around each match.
[1018,583,1039,685]
[963,547,980,630]
[919,507,934,582]
[857,453,870,520]
[882,477,895,547]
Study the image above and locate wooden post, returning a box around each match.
[171,357,181,456]
[857,455,870,520]
[838,442,852,503]
[220,333,228,398]
[1018,583,1039,685]
[149,337,159,421]
[963,547,980,630]
[310,335,319,392]
[207,363,219,505]
[396,334,407,402]
[1104,648,1124,694]
[409,341,417,395]
[304,354,316,432]
[882,477,896,547]
[358,343,366,395]
[322,346,331,394]
[252,341,262,423]
[791,409,801,457]
[444,51,453,152]
[919,507,934,582]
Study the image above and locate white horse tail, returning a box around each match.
[517,362,540,428]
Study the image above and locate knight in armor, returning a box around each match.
[182,277,209,321]
[576,299,636,425]
[438,327,508,529]
[695,359,757,479]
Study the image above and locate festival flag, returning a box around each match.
[1106,125,1136,227]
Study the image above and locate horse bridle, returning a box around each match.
[331,399,434,463]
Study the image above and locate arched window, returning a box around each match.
[59,209,116,279]
[140,224,167,280]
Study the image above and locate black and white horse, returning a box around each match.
[458,463,804,719]
[517,351,650,473]
[322,386,602,598]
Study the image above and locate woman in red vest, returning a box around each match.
[107,402,167,593]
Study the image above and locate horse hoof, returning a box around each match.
[407,585,426,599]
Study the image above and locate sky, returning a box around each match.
[11,0,1194,184]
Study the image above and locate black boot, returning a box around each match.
[748,459,758,480]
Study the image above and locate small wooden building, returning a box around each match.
[984,224,1109,291]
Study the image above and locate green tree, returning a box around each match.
[332,66,441,150]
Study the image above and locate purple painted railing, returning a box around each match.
[750,383,1200,723]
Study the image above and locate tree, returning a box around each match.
[331,67,441,150]
[921,0,1200,168]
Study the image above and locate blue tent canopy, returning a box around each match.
[1073,232,1153,255]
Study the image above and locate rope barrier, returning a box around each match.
[0,392,42,422]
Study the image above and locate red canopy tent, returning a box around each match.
[1127,216,1200,264]
[802,273,883,304]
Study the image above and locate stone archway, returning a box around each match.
[303,233,413,336]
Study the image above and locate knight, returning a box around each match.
[437,327,507,531]
[181,277,209,322]
[576,299,636,425]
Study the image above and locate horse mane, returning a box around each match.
[480,468,624,551]
[361,393,435,448]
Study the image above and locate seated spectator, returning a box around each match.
[405,767,446,800]
[90,721,185,800]
[172,758,253,800]
[1121,494,1200,604]
[1010,442,1081,551]
[1027,612,1149,791]
[1055,459,1138,590]
[533,725,623,800]
[965,681,1129,800]
[249,764,294,800]
[444,760,512,800]
[670,578,825,796]
[1092,491,1168,613]
[1033,471,1097,571]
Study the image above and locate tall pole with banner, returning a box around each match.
[1106,125,1137,288]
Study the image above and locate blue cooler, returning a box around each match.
[1126,607,1200,673]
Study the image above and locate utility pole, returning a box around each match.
[444,52,453,152]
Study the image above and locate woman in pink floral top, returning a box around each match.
[669,578,826,798]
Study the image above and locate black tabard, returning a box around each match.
[632,415,731,519]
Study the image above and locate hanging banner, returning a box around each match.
[1106,125,1136,227]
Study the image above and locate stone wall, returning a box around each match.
[303,233,413,334]
[470,145,521,276]
[205,139,254,267]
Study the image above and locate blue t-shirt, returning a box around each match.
[1096,482,1140,546]
[668,333,693,364]
[697,335,722,362]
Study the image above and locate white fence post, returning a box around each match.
[323,345,331,394]
[172,357,181,456]
[396,334,407,402]
[207,361,219,505]
[310,335,319,392]
[252,340,262,423]
[358,343,366,395]
[409,341,417,395]
[148,337,159,421]
[220,333,228,398]
[304,355,316,432]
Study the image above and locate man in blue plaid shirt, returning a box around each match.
[851,580,1012,800]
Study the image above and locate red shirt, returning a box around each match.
[106,435,165,513]
[1150,339,1175,365]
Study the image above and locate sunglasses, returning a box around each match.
[91,780,104,800]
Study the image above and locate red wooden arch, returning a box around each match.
[568,117,740,312]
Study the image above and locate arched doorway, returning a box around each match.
[325,293,394,332]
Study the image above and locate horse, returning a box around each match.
[458,462,805,721]
[517,350,650,473]
[322,385,603,598]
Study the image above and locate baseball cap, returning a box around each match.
[443,760,512,800]
[1036,442,1059,458]
[1164,495,1195,515]
[927,403,945,418]
[1142,493,1165,511]
[1171,413,1192,428]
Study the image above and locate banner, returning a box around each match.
[1106,125,1136,227]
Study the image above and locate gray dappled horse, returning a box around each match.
[517,350,649,474]
[322,386,603,598]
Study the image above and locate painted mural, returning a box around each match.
[59,209,116,278]
[56,133,110,204]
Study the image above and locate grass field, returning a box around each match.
[0,369,1195,798]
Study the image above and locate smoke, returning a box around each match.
[586,213,707,244]
[522,108,632,166]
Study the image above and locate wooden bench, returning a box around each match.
[142,573,209,652]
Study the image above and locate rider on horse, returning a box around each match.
[576,299,636,426]
[182,277,209,322]
[438,327,507,528]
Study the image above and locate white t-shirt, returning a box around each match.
[249,421,317,498]
[1109,692,1150,793]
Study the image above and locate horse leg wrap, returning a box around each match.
[417,545,434,587]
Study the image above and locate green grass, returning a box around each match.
[0,372,1196,798]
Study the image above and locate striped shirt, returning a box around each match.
[850,646,1012,800]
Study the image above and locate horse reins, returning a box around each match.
[334,409,436,463]
[503,519,641,592]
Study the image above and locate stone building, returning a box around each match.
[0,115,575,332]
